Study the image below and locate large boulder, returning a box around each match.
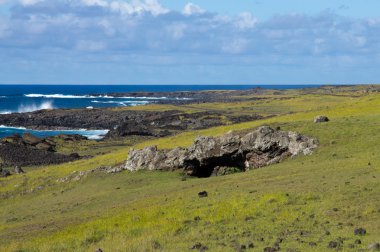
[125,146,167,171]
[36,142,54,152]
[124,126,318,177]
[22,133,42,145]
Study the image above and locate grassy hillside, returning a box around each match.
[0,92,379,251]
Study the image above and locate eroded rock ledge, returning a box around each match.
[124,126,318,177]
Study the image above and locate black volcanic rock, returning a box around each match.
[0,142,79,167]
[0,108,263,139]
[0,168,11,178]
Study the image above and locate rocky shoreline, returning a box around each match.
[0,89,272,168]
[0,108,263,139]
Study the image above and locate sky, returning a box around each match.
[0,0,379,84]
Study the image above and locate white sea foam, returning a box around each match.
[18,101,54,113]
[116,96,168,100]
[24,93,191,100]
[24,94,98,99]
[116,96,192,100]
[91,100,150,106]
[68,129,109,140]
[0,125,27,130]
[0,126,109,140]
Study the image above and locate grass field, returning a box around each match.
[0,91,379,251]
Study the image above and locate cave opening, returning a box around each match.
[185,153,246,178]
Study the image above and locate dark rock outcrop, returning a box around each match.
[106,111,263,138]
[54,134,88,142]
[0,143,79,167]
[0,108,263,139]
[1,133,56,152]
[354,228,367,235]
[124,126,318,177]
[0,132,91,167]
[0,168,11,178]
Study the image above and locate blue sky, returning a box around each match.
[0,0,379,84]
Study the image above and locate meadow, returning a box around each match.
[0,89,379,251]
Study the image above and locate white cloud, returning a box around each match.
[235,12,257,30]
[0,18,9,38]
[110,0,168,16]
[222,38,249,54]
[183,2,205,16]
[81,0,108,7]
[76,40,106,52]
[166,23,187,40]
[0,0,379,72]
[19,0,41,5]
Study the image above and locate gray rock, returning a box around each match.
[14,166,25,174]
[368,243,380,251]
[124,126,318,177]
[125,146,167,171]
[314,115,329,123]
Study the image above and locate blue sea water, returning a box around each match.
[0,84,320,139]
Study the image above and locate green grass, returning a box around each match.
[0,92,379,251]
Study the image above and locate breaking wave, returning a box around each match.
[24,94,192,100]
[0,125,27,130]
[18,101,54,113]
[24,94,106,99]
[0,126,108,140]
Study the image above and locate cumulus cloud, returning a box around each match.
[81,0,108,7]
[235,12,257,30]
[109,0,168,16]
[183,2,205,16]
[1,1,378,57]
[0,0,379,84]
[19,0,42,5]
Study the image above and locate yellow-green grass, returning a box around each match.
[0,93,379,251]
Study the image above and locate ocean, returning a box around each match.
[0,84,320,139]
